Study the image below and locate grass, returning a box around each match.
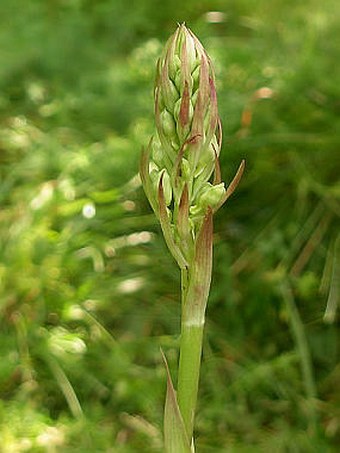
[0,0,339,451]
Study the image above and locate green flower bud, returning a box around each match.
[151,140,164,168]
[160,79,180,113]
[160,110,176,140]
[162,170,173,206]
[190,183,226,217]
[194,134,219,181]
[198,183,226,208]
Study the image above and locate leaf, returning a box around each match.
[161,349,192,453]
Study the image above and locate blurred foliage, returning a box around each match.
[0,0,339,451]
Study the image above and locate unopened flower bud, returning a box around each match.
[155,23,219,175]
[198,183,226,209]
[190,183,226,217]
[160,110,176,140]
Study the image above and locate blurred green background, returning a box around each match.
[0,0,339,451]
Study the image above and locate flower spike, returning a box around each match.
[139,24,245,451]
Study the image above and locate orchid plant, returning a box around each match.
[140,24,244,452]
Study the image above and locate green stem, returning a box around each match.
[175,208,213,446]
[177,266,207,442]
[177,315,204,442]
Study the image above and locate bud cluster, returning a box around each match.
[140,24,243,267]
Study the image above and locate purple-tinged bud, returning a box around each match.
[140,24,244,266]
[155,24,220,177]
